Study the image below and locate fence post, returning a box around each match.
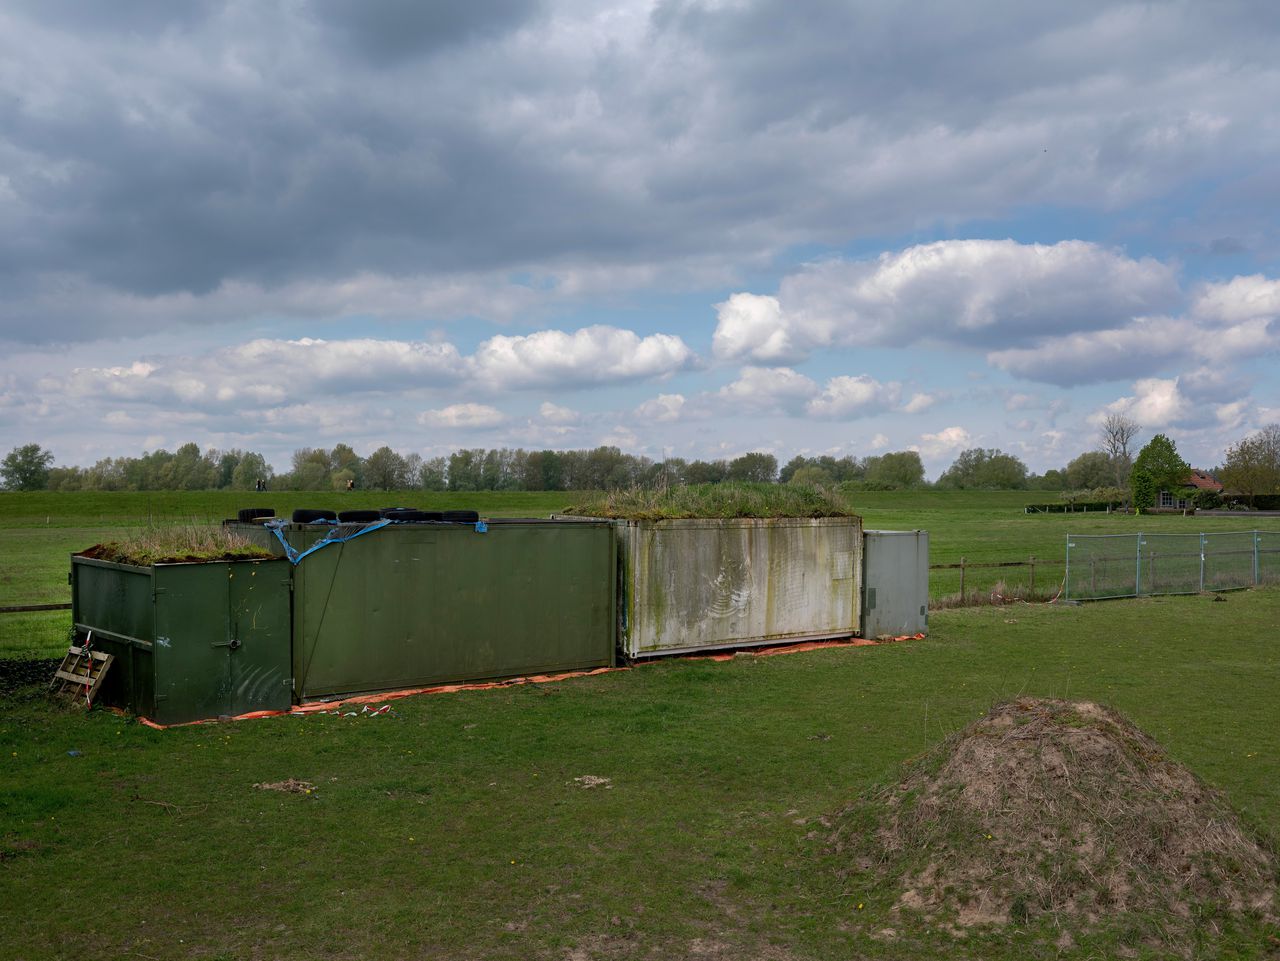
[1029,555,1036,596]
[959,556,966,599]
[1199,533,1206,592]
[1135,535,1142,597]
[1255,531,1261,585]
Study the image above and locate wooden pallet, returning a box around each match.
[50,641,114,705]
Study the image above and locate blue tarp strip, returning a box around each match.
[265,518,392,565]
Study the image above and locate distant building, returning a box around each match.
[1158,469,1223,509]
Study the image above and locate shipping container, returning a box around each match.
[70,555,292,725]
[615,516,863,658]
[279,519,617,699]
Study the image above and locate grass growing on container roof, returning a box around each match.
[1,590,1278,959]
[79,523,273,566]
[564,482,855,520]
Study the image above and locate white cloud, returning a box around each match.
[471,326,697,389]
[915,426,972,458]
[1191,274,1280,324]
[1099,378,1190,427]
[418,403,506,429]
[539,402,580,424]
[869,433,890,450]
[805,375,900,419]
[635,393,686,423]
[901,392,938,414]
[710,293,802,365]
[713,240,1179,364]
[712,366,819,415]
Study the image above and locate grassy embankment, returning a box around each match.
[2,590,1278,959]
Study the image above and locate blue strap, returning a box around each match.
[264,519,392,565]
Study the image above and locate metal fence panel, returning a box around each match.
[1202,532,1257,592]
[1262,531,1280,587]
[1065,534,1140,600]
[1141,533,1203,596]
[1066,530,1280,601]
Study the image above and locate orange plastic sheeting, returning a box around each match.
[134,633,926,728]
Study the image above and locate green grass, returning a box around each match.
[2,591,1278,959]
[565,482,854,519]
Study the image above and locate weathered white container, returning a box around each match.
[616,516,863,658]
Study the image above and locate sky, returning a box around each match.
[1,0,1278,479]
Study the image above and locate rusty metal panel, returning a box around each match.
[861,530,929,639]
[292,520,616,699]
[618,517,862,658]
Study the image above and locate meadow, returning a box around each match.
[3,488,1279,658]
[3,592,1278,959]
[2,490,1279,957]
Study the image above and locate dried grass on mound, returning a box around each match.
[77,524,273,566]
[830,698,1278,946]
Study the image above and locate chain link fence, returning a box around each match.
[1066,531,1280,600]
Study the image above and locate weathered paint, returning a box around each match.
[617,517,863,657]
[860,530,929,639]
[70,555,292,724]
[289,519,616,699]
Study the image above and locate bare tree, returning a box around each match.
[1100,413,1140,487]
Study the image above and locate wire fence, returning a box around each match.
[1066,531,1280,600]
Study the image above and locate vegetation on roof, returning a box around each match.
[562,482,856,520]
[78,524,274,566]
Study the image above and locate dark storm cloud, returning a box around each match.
[309,0,545,64]
[1,0,1279,343]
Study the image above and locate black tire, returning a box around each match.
[237,507,275,523]
[385,509,434,522]
[380,507,419,519]
[442,510,480,523]
[338,509,382,523]
[292,508,338,524]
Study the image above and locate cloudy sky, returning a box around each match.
[2,0,1278,477]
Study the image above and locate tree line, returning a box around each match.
[3,418,1279,498]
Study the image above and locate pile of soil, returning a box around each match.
[831,698,1277,945]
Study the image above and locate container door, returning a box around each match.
[152,565,235,725]
[226,560,292,716]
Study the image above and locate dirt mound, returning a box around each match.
[831,698,1277,944]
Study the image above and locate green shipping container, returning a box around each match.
[284,519,616,700]
[70,556,293,725]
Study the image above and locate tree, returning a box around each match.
[363,446,410,490]
[863,451,925,489]
[727,452,778,483]
[1132,433,1190,493]
[684,459,727,485]
[1,444,55,490]
[1100,412,1140,487]
[1130,467,1156,511]
[1065,451,1114,491]
[937,448,1028,489]
[1219,424,1280,505]
[788,465,835,488]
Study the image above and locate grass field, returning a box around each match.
[3,591,1278,959]
[4,489,1280,658]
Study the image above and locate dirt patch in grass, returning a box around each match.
[830,697,1279,949]
[254,779,316,794]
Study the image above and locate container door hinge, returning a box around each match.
[282,677,295,689]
